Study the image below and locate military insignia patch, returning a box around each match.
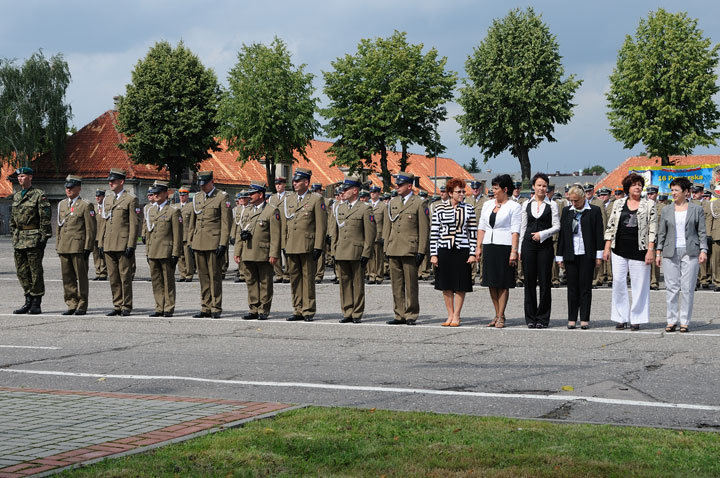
[320,202,326,211]
[178,216,183,223]
[424,207,430,216]
[275,211,280,220]
[89,210,95,217]
[135,208,141,214]
[225,201,231,208]
[369,214,375,223]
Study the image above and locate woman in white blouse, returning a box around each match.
[518,173,560,328]
[475,174,522,328]
[655,177,707,333]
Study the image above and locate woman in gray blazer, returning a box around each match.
[655,177,708,333]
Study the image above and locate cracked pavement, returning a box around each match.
[1,237,719,430]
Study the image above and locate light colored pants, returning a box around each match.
[611,252,650,325]
[662,248,699,326]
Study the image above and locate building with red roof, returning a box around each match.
[596,154,720,192]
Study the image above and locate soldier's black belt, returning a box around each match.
[19,225,40,230]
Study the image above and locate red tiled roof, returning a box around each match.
[23,110,473,191]
[0,164,14,197]
[596,155,720,190]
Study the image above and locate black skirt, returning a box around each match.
[434,248,473,292]
[481,243,516,289]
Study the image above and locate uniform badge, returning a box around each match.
[178,216,183,223]
[89,210,95,217]
[225,201,231,208]
[424,207,430,216]
[369,214,375,223]
[275,211,280,220]
[320,202,326,211]
[135,208,142,214]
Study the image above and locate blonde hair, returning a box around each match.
[567,185,584,199]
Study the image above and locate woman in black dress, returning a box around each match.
[430,178,477,326]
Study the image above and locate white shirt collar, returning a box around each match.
[402,191,413,204]
[157,200,168,210]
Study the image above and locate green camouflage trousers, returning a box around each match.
[14,246,45,296]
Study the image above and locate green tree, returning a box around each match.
[323,31,456,190]
[116,41,220,187]
[464,157,481,173]
[0,50,72,168]
[607,9,720,166]
[217,37,319,188]
[457,8,581,188]
[582,165,606,175]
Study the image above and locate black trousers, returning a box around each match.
[522,239,554,326]
[565,253,595,322]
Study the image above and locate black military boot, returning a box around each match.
[13,295,32,314]
[28,296,42,315]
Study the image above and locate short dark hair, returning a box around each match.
[669,177,692,192]
[531,172,549,186]
[491,174,514,195]
[445,178,466,194]
[622,173,645,194]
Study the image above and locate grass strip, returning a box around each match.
[59,406,720,477]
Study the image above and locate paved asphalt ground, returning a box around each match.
[1,237,719,432]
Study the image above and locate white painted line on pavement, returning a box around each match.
[2,368,719,412]
[0,345,60,350]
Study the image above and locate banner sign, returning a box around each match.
[628,164,718,193]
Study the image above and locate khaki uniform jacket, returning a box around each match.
[11,187,52,249]
[101,191,139,252]
[707,199,720,241]
[146,203,182,259]
[141,203,152,241]
[281,192,328,254]
[95,202,106,246]
[370,200,385,242]
[382,193,430,257]
[179,202,194,243]
[590,197,608,225]
[188,189,232,251]
[238,202,282,262]
[56,198,96,254]
[332,201,376,260]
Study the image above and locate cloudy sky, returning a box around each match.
[3,0,719,174]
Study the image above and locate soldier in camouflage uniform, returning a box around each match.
[11,167,52,315]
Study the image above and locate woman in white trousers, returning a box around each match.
[603,173,657,330]
[655,177,707,333]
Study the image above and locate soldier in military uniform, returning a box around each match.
[100,168,140,316]
[144,181,182,317]
[691,183,713,288]
[331,177,376,323]
[57,175,97,315]
[93,190,108,281]
[235,181,281,320]
[281,168,328,322]
[11,167,52,315]
[311,182,330,283]
[584,183,608,287]
[366,185,386,284]
[175,186,196,282]
[467,181,487,284]
[646,186,663,289]
[383,172,430,325]
[187,171,232,318]
[268,176,290,283]
[230,191,251,283]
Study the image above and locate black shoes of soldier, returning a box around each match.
[304,316,314,322]
[386,319,406,325]
[193,311,210,318]
[62,309,76,316]
[149,312,163,317]
[211,312,221,319]
[75,310,86,316]
[243,313,259,320]
[13,295,32,314]
[258,314,268,320]
[28,297,42,315]
[107,310,121,316]
[339,317,353,323]
[286,314,303,321]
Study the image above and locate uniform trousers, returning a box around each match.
[273,252,289,280]
[650,260,661,288]
[148,258,175,314]
[367,242,384,282]
[388,256,420,321]
[521,240,553,326]
[194,250,223,314]
[336,260,365,319]
[178,243,195,280]
[105,251,133,311]
[610,252,650,325]
[244,261,273,315]
[287,252,317,317]
[662,248,699,326]
[14,246,45,296]
[471,255,484,284]
[59,253,89,311]
[93,243,107,278]
[712,241,720,288]
[315,248,326,281]
[564,254,595,322]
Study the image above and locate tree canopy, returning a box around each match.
[217,37,319,188]
[322,31,456,190]
[457,7,581,187]
[0,50,72,168]
[606,9,720,166]
[116,41,220,186]
[582,165,606,175]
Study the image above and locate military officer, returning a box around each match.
[646,186,663,290]
[708,187,720,291]
[187,171,232,318]
[230,190,251,283]
[383,172,430,325]
[467,181,488,284]
[366,185,386,284]
[311,183,330,283]
[235,181,281,320]
[269,176,290,283]
[175,186,196,282]
[93,189,108,281]
[100,168,140,316]
[145,181,182,317]
[331,177,376,323]
[56,175,96,315]
[585,183,609,288]
[281,168,328,322]
[691,183,712,288]
[11,167,52,315]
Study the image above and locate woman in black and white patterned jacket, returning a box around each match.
[430,178,477,327]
